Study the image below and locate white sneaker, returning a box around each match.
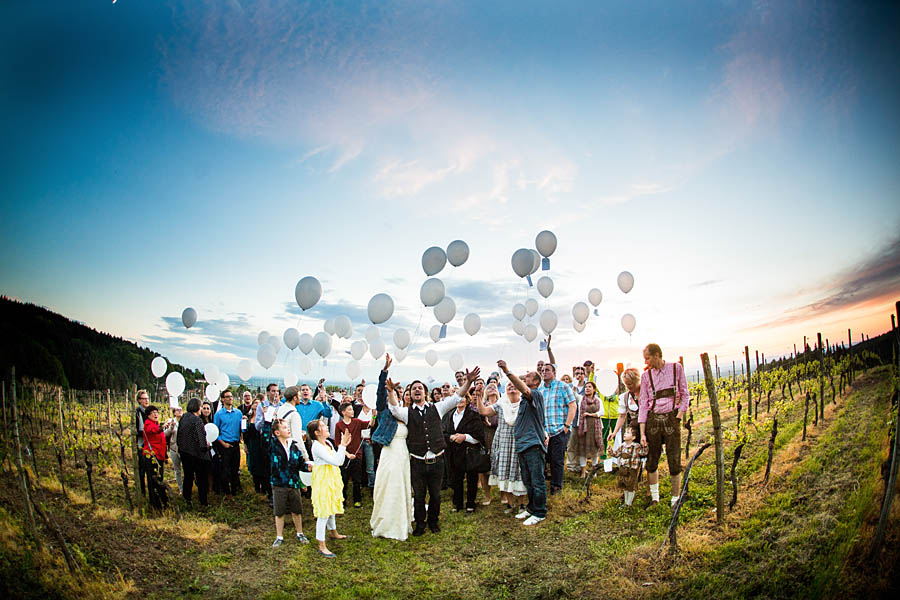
[671,496,680,507]
[515,509,531,520]
[522,515,545,526]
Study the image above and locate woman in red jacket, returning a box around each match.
[142,405,169,509]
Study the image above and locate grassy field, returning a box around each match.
[1,367,898,599]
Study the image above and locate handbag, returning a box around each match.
[465,443,491,473]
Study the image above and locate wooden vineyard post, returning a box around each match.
[57,388,65,458]
[803,391,810,441]
[755,350,760,420]
[130,387,142,504]
[871,300,900,560]
[745,346,752,422]
[848,328,853,383]
[818,333,825,420]
[11,367,38,539]
[701,353,725,524]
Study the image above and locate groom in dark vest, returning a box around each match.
[388,366,480,535]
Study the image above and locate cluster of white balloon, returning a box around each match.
[510,230,560,339]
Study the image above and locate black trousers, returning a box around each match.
[136,437,149,496]
[216,441,242,495]
[180,452,209,506]
[341,456,364,504]
[450,466,478,510]
[140,455,168,509]
[410,455,444,528]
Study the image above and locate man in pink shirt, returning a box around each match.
[638,343,690,507]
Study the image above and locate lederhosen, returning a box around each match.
[645,363,683,476]
[616,443,646,492]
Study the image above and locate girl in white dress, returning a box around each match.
[370,355,414,541]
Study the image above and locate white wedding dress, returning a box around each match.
[370,422,413,540]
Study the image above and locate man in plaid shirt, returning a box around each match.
[538,336,577,494]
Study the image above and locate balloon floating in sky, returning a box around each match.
[425,349,438,367]
[420,278,445,307]
[345,360,361,380]
[513,320,525,336]
[283,328,300,350]
[525,298,539,317]
[523,323,538,342]
[535,230,558,257]
[572,302,590,324]
[446,240,470,267]
[165,371,186,398]
[395,348,408,362]
[588,288,603,307]
[151,356,167,378]
[365,325,381,344]
[266,334,281,353]
[298,333,314,355]
[449,353,464,372]
[393,328,410,350]
[299,356,312,375]
[617,271,634,294]
[573,320,586,333]
[323,318,336,335]
[539,309,558,335]
[237,359,253,381]
[511,248,533,278]
[204,365,220,386]
[537,276,554,298]
[512,303,526,321]
[430,324,442,343]
[313,332,332,358]
[334,315,352,339]
[463,313,481,336]
[369,338,386,360]
[367,293,394,325]
[181,307,197,329]
[528,249,541,275]
[434,296,456,324]
[350,340,367,361]
[621,313,636,334]
[257,345,276,369]
[422,246,447,276]
[295,276,322,311]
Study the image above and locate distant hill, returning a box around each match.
[0,296,200,390]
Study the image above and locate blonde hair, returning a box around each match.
[622,368,641,386]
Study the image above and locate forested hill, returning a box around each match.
[0,296,200,390]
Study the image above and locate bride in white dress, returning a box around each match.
[370,356,413,540]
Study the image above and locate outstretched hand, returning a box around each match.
[544,334,551,349]
[465,366,481,383]
[497,359,509,375]
[384,353,392,372]
[340,430,351,447]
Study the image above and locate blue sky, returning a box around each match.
[2,1,899,385]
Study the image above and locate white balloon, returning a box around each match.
[539,309,558,334]
[513,320,525,335]
[419,278,446,307]
[150,356,167,378]
[283,327,300,350]
[204,365,220,385]
[334,315,352,339]
[511,248,533,278]
[350,340,367,361]
[365,325,381,344]
[594,369,620,396]
[535,230,558,257]
[217,371,230,392]
[529,249,541,275]
[367,293,394,325]
[284,372,298,388]
[266,334,281,353]
[165,371,185,398]
[393,328,410,350]
[294,276,322,311]
[512,303,526,321]
[257,345,276,369]
[237,359,253,381]
[323,318,336,335]
[572,302,590,324]
[617,271,635,294]
[621,313,636,334]
[537,276,554,298]
[588,288,603,307]
[313,332,333,358]
[181,307,197,329]
[298,333,314,355]
[395,348,408,362]
[346,360,361,380]
[574,320,586,333]
[425,349,438,366]
[449,353,464,372]
[463,313,481,336]
[205,383,220,402]
[257,330,271,346]
[523,324,538,342]
[205,423,219,444]
[370,338,385,359]
[446,240,470,267]
[422,246,447,276]
[430,324,442,343]
[525,298,539,317]
[433,296,456,324]
[362,383,378,409]
[299,356,312,375]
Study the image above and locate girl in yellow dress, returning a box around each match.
[306,419,350,557]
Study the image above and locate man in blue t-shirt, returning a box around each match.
[213,390,244,496]
[497,360,548,526]
[294,382,331,439]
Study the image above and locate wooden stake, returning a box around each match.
[701,353,725,524]
[745,346,752,420]
[11,367,38,538]
[818,333,825,420]
[848,328,853,382]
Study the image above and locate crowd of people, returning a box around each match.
[134,338,690,553]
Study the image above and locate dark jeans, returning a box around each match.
[341,456,364,504]
[362,442,375,487]
[410,455,444,528]
[547,430,569,493]
[180,452,209,506]
[141,455,168,509]
[216,441,242,495]
[518,445,547,518]
[450,466,478,510]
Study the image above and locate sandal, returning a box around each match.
[317,549,336,558]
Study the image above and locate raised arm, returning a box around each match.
[475,391,497,416]
[497,360,531,400]
[544,334,556,367]
[455,366,481,399]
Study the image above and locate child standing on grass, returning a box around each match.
[269,418,311,547]
[308,418,350,558]
[334,401,373,508]
[610,425,647,506]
